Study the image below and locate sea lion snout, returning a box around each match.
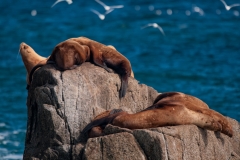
[22,43,28,50]
[20,42,28,53]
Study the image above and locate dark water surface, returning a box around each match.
[0,0,240,158]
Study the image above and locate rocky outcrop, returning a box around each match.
[23,62,240,160]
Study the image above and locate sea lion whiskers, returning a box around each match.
[17,46,21,59]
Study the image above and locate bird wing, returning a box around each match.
[90,9,101,16]
[220,0,228,8]
[157,26,165,36]
[95,0,107,8]
[110,5,124,9]
[141,24,153,29]
[230,3,240,8]
[51,0,64,8]
[91,9,105,20]
[105,8,114,15]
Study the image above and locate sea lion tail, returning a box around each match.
[119,75,128,98]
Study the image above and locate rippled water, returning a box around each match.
[0,0,240,158]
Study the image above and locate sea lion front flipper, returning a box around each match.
[93,58,112,72]
[91,46,112,72]
[82,110,125,138]
[28,58,49,86]
[119,75,128,98]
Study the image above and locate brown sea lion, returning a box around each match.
[82,92,233,138]
[19,42,47,86]
[28,37,133,98]
[69,37,132,98]
[28,40,91,85]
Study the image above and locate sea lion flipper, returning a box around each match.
[82,110,124,137]
[93,58,112,72]
[28,59,49,86]
[119,75,128,98]
[101,62,112,72]
[82,114,113,134]
[194,108,233,137]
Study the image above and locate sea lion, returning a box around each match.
[19,42,47,86]
[48,40,90,71]
[28,37,133,98]
[69,37,132,98]
[28,40,91,85]
[82,92,233,138]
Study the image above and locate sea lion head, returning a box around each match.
[19,42,46,75]
[19,42,46,85]
[51,40,90,70]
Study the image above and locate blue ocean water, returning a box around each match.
[0,0,240,158]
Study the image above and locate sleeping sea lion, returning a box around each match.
[28,40,91,85]
[82,92,233,138]
[28,37,133,98]
[19,42,47,86]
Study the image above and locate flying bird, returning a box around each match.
[51,0,73,8]
[220,0,240,10]
[90,9,113,20]
[95,0,124,11]
[141,23,165,36]
[192,6,204,15]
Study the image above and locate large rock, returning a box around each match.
[23,62,240,160]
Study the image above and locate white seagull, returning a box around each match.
[220,0,240,10]
[141,23,165,36]
[51,0,73,8]
[95,0,124,11]
[192,6,204,15]
[90,9,113,20]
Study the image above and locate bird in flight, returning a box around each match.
[51,0,73,8]
[95,0,124,11]
[90,9,113,20]
[220,0,240,10]
[141,23,165,36]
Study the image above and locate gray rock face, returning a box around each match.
[23,62,240,160]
